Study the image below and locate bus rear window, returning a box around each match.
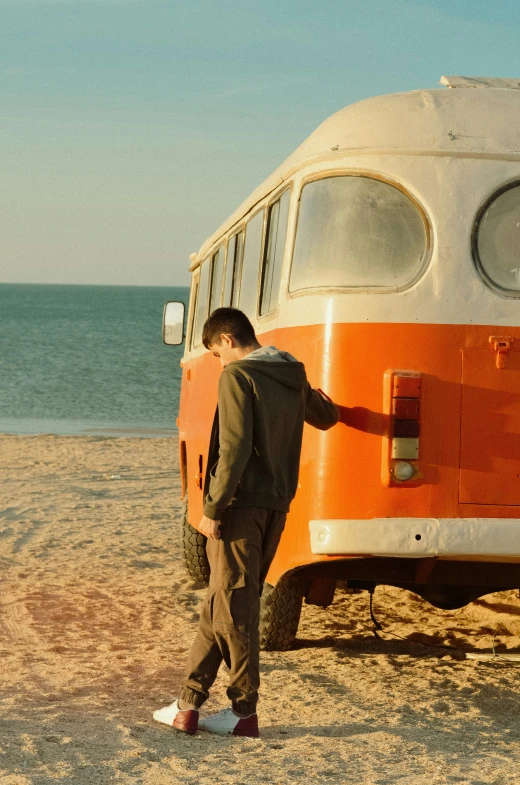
[290,176,428,292]
[474,182,520,296]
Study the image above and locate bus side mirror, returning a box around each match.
[163,301,185,345]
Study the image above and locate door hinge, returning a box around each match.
[489,335,514,369]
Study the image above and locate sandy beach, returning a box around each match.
[1,434,520,784]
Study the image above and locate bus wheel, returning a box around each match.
[259,576,304,651]
[181,500,210,584]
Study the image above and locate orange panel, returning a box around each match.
[178,352,220,527]
[460,349,520,506]
[177,322,520,586]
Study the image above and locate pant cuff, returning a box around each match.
[231,700,257,717]
[179,688,206,710]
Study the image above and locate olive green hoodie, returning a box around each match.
[203,348,338,520]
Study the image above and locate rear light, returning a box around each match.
[392,398,420,419]
[392,420,419,438]
[393,461,415,481]
[382,370,423,486]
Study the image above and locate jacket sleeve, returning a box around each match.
[203,369,254,520]
[304,384,339,430]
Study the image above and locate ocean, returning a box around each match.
[0,284,189,437]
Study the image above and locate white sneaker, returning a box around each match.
[198,707,259,737]
[153,699,199,734]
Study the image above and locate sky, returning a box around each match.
[1,0,520,287]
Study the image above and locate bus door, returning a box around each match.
[460,339,520,505]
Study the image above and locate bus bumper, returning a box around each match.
[309,518,520,559]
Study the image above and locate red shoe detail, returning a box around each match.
[173,709,199,735]
[232,714,259,737]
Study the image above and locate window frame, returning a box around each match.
[287,170,432,298]
[208,242,226,313]
[221,237,233,307]
[186,270,199,350]
[187,229,246,356]
[229,228,245,308]
[472,178,520,299]
[258,186,291,319]
[191,255,211,349]
[187,181,292,353]
[236,206,266,321]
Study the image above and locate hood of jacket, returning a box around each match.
[244,345,298,363]
[225,346,307,392]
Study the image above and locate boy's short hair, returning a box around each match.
[202,308,256,349]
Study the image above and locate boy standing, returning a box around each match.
[154,308,338,736]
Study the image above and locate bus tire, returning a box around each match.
[181,500,210,584]
[259,576,304,651]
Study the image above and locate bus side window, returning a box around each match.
[186,275,199,349]
[230,231,244,308]
[290,176,427,292]
[238,211,264,320]
[191,256,211,348]
[209,246,224,313]
[260,189,290,315]
[223,236,235,306]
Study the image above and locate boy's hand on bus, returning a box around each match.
[199,516,221,540]
[335,404,387,435]
[336,404,352,424]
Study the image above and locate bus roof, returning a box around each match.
[191,78,520,269]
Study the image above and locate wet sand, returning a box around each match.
[1,434,520,784]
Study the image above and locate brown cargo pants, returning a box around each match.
[179,506,286,716]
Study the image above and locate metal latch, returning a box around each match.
[195,455,203,489]
[489,336,514,369]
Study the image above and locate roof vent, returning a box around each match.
[440,75,520,90]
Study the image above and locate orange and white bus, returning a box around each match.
[164,75,520,650]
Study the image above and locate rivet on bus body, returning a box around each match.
[393,461,415,482]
